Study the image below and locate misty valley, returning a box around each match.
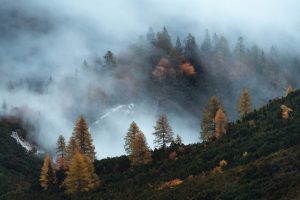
[1,1,300,200]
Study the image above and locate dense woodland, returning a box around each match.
[1,28,300,200]
[1,85,300,199]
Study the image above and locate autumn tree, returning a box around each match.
[66,136,80,166]
[200,96,222,142]
[215,108,228,140]
[56,135,67,170]
[130,132,152,166]
[40,154,56,191]
[284,85,293,97]
[64,152,100,194]
[73,115,96,161]
[281,105,293,119]
[124,121,142,155]
[238,88,252,119]
[153,114,174,149]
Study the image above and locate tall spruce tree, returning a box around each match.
[64,152,100,194]
[237,88,252,119]
[130,132,152,166]
[215,108,228,140]
[124,121,143,155]
[73,115,96,161]
[200,96,222,142]
[153,114,174,149]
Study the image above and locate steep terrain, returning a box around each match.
[1,90,300,199]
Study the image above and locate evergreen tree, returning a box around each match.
[104,50,116,67]
[130,132,152,166]
[237,88,252,119]
[40,154,56,191]
[201,96,222,142]
[215,108,228,140]
[56,135,67,170]
[146,27,156,43]
[234,36,246,61]
[66,136,80,166]
[284,85,293,97]
[175,36,183,55]
[124,121,142,155]
[174,134,182,145]
[153,114,174,149]
[201,29,212,54]
[73,115,96,161]
[156,27,172,52]
[64,152,100,194]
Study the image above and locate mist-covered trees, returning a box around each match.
[40,154,56,191]
[153,114,174,149]
[201,96,222,142]
[104,50,116,67]
[237,88,252,119]
[124,122,142,155]
[64,152,100,194]
[214,108,228,140]
[285,85,293,97]
[56,135,67,170]
[130,132,152,166]
[73,115,96,161]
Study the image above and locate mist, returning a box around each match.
[1,0,300,158]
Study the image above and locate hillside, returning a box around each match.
[1,90,300,200]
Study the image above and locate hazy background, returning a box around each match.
[1,0,300,158]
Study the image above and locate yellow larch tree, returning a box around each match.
[214,108,228,140]
[130,132,152,167]
[64,152,100,194]
[40,154,56,190]
[237,88,252,119]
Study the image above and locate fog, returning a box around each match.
[1,0,300,158]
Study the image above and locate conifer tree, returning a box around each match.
[281,105,293,119]
[284,85,293,97]
[174,134,182,145]
[153,114,174,149]
[40,154,56,191]
[175,36,183,55]
[104,50,116,67]
[238,88,252,119]
[215,108,228,140]
[156,27,172,52]
[146,27,155,43]
[73,115,96,161]
[234,36,245,61]
[201,29,212,54]
[56,135,67,170]
[200,96,222,142]
[124,121,142,155]
[130,132,152,166]
[64,152,100,194]
[66,136,80,165]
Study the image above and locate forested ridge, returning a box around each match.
[1,88,300,200]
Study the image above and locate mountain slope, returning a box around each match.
[1,90,300,200]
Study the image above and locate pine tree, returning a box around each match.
[156,27,172,52]
[66,136,80,166]
[104,50,116,67]
[153,114,174,149]
[238,88,252,119]
[124,121,142,155]
[56,135,67,170]
[201,29,212,54]
[64,152,100,194]
[73,115,96,161]
[284,85,293,97]
[40,154,56,190]
[146,27,155,43]
[130,132,152,166]
[175,36,183,55]
[201,96,222,142]
[234,36,245,62]
[215,108,228,140]
[174,134,182,145]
